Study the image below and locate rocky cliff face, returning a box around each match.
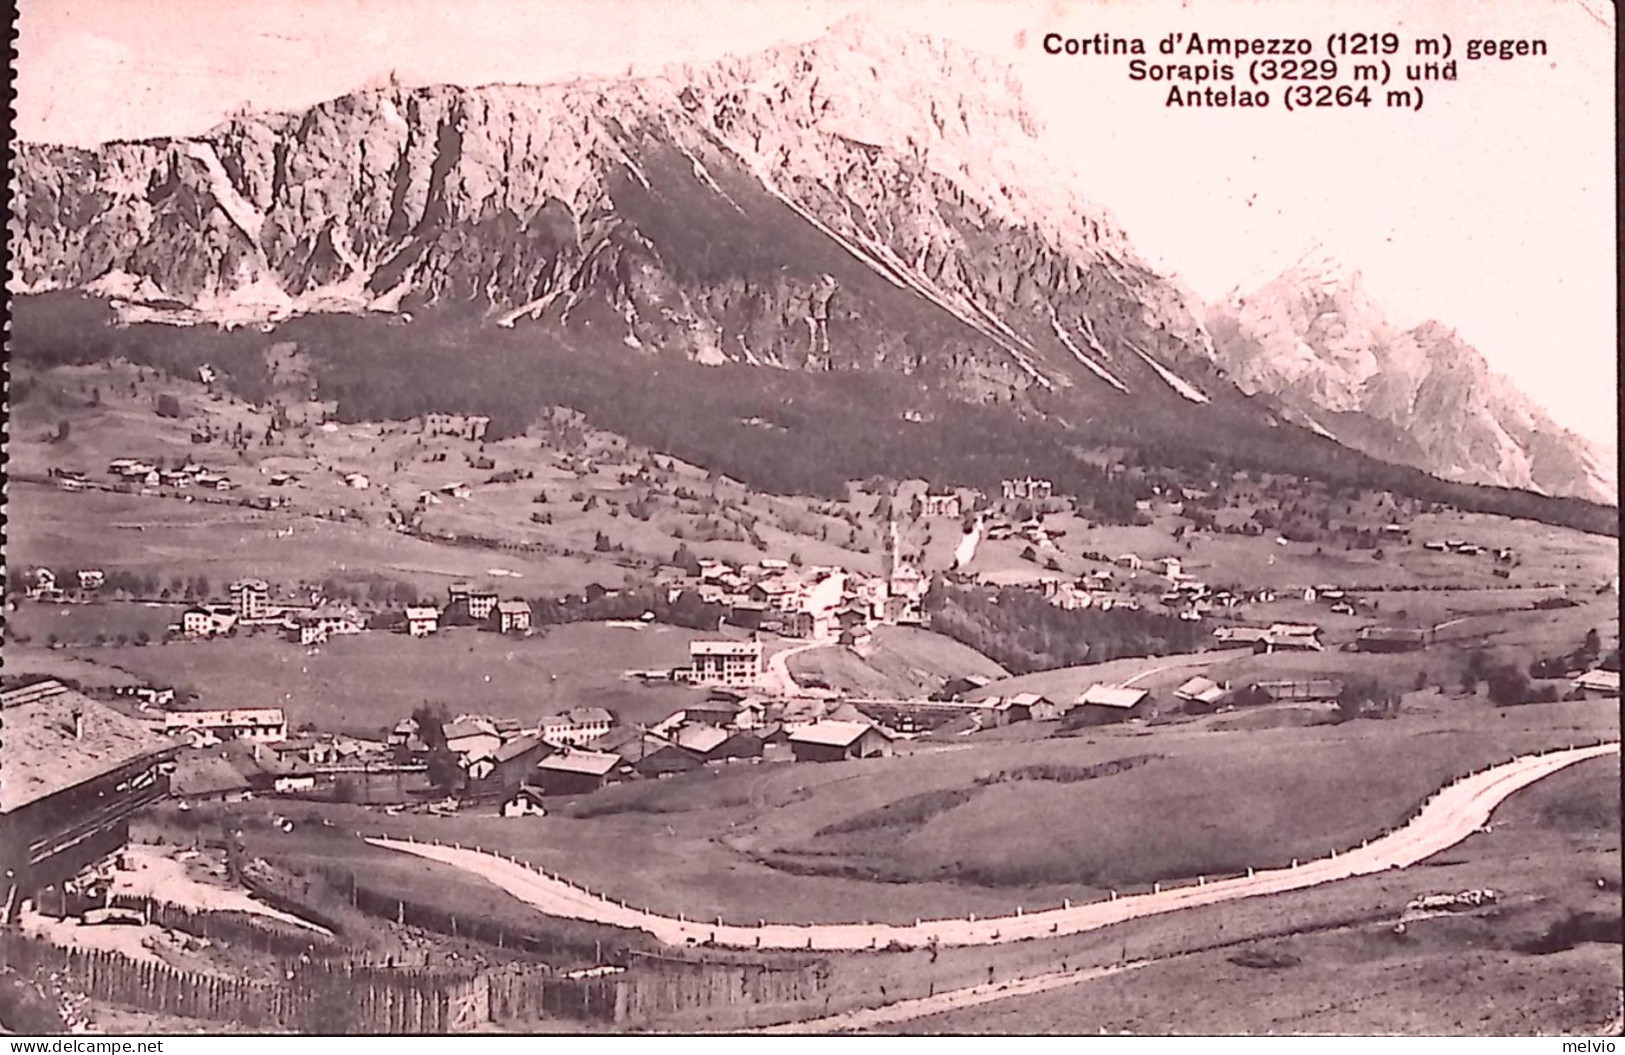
[1207,249,1616,504]
[12,19,1232,413]
[15,19,1606,505]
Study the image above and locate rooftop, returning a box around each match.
[1174,676,1227,704]
[169,749,256,798]
[1358,626,1429,641]
[1573,669,1620,692]
[1076,685,1150,709]
[1,682,181,813]
[493,735,548,763]
[787,720,882,748]
[672,724,734,755]
[586,726,646,755]
[691,640,763,657]
[443,721,499,742]
[163,708,286,728]
[536,750,620,777]
[1175,676,1220,697]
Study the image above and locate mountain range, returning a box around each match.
[1206,250,1616,504]
[8,18,1614,504]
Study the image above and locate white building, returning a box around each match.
[404,606,440,637]
[920,491,963,518]
[229,578,272,621]
[180,605,238,638]
[496,600,532,634]
[287,607,363,646]
[164,708,287,743]
[540,707,615,747]
[689,640,764,687]
[1001,477,1054,501]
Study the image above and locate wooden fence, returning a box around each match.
[0,934,483,1033]
[2,932,828,1031]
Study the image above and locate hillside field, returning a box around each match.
[787,626,1008,697]
[68,622,748,734]
[902,753,1621,1035]
[240,696,1619,926]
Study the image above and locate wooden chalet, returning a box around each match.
[0,680,180,920]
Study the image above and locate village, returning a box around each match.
[2,356,1619,1034]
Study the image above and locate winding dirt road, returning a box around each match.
[761,961,1150,1034]
[764,640,825,694]
[369,741,1616,952]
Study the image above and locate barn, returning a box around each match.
[1355,627,1430,653]
[530,750,621,796]
[1064,685,1159,726]
[467,735,554,802]
[788,721,895,762]
[1571,669,1620,699]
[0,680,180,920]
[673,725,764,764]
[992,692,1060,725]
[1173,676,1230,713]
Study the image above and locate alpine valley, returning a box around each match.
[9,18,1615,515]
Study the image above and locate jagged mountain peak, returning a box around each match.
[1209,261,1615,504]
[12,21,1233,414]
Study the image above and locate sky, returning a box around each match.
[15,0,1617,447]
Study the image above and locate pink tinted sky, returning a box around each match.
[15,0,1617,447]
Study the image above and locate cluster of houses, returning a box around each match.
[435,582,533,634]
[102,458,234,492]
[173,577,367,645]
[908,478,1063,521]
[660,557,930,643]
[21,567,106,602]
[1212,622,1325,652]
[423,413,492,441]
[171,578,534,645]
[955,672,1362,729]
[1000,477,1055,502]
[381,691,903,806]
[0,668,893,928]
[1003,553,1284,620]
[1421,538,1516,563]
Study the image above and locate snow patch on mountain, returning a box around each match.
[1131,343,1209,404]
[1048,308,1127,393]
[182,141,268,248]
